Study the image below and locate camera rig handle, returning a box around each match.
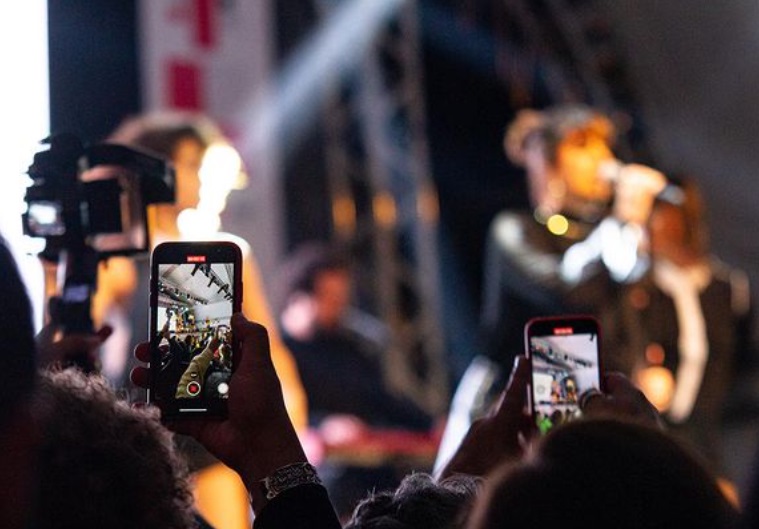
[24,133,175,372]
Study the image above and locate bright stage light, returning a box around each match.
[0,0,49,327]
[241,0,407,157]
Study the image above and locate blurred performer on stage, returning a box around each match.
[278,241,432,430]
[277,241,435,518]
[93,111,307,529]
[435,104,666,472]
[94,111,306,426]
[480,104,666,371]
[619,178,752,473]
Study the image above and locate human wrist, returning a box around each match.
[241,435,312,513]
[236,424,308,489]
[260,462,322,499]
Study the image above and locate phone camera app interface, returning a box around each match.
[530,331,600,434]
[155,261,234,404]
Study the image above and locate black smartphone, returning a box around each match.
[524,315,603,435]
[149,241,242,417]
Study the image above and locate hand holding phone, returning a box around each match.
[525,315,603,435]
[132,313,311,515]
[580,372,663,428]
[149,241,242,417]
[437,355,533,480]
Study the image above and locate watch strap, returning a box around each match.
[260,462,323,500]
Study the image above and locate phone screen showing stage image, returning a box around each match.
[152,260,236,411]
[529,327,601,435]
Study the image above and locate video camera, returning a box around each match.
[22,133,175,361]
[23,133,175,258]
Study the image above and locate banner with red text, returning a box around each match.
[139,0,272,144]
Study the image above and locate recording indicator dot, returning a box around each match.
[187,381,202,396]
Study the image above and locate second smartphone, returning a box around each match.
[524,315,603,435]
[149,241,243,417]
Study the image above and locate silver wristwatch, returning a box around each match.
[260,462,323,500]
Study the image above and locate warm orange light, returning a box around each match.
[417,184,439,223]
[373,192,397,228]
[635,366,674,412]
[645,343,666,365]
[717,478,740,509]
[332,194,356,236]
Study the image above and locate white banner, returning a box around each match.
[138,0,284,290]
[139,0,272,144]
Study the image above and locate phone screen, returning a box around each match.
[526,316,602,435]
[149,241,242,416]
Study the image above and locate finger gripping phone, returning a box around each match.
[149,241,242,417]
[525,315,603,435]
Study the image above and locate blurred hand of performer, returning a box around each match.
[131,313,306,513]
[607,162,668,226]
[579,371,662,428]
[438,355,534,480]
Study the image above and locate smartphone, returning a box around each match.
[524,315,603,435]
[149,241,242,417]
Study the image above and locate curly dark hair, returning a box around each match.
[504,104,616,167]
[32,368,196,529]
[344,472,481,529]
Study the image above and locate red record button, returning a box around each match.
[187,381,202,397]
